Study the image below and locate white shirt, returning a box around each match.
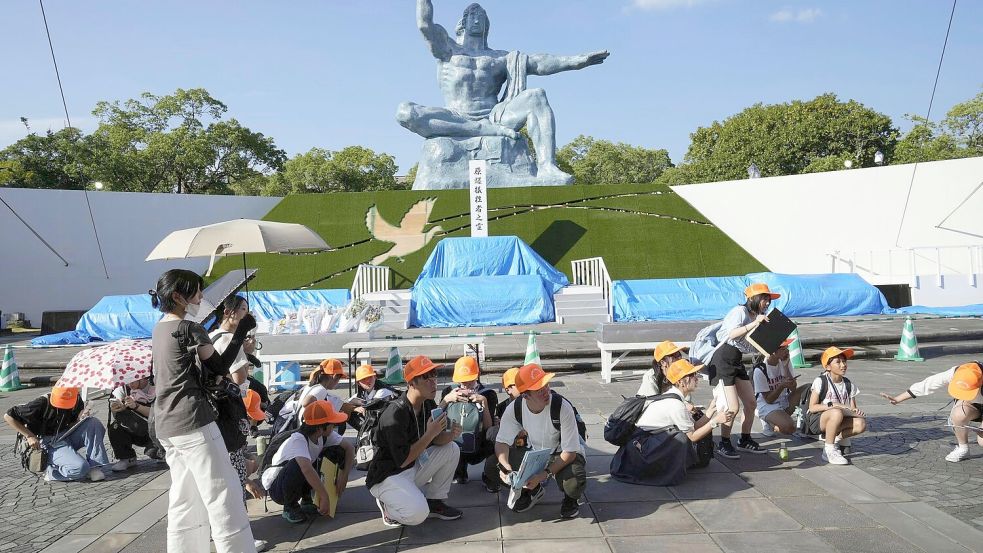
[636,387,694,432]
[753,360,792,415]
[208,330,251,376]
[717,305,756,354]
[637,369,660,397]
[497,395,585,456]
[908,366,983,403]
[811,375,858,407]
[295,385,344,423]
[260,431,341,489]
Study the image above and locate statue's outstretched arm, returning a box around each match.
[417,0,454,61]
[527,50,610,76]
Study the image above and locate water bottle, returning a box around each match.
[793,406,804,431]
[256,435,269,457]
[779,446,789,461]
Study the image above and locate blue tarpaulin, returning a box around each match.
[411,236,569,327]
[612,272,890,321]
[76,289,351,342]
[410,276,557,327]
[747,272,889,318]
[612,277,750,322]
[31,330,93,346]
[891,304,983,317]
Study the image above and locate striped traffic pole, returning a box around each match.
[787,329,812,369]
[894,317,925,362]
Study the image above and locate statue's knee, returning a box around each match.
[395,102,416,125]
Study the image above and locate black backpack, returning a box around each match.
[258,429,302,477]
[513,390,587,442]
[266,389,303,434]
[604,393,678,447]
[354,398,391,471]
[799,374,853,436]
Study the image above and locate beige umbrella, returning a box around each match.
[146,218,329,277]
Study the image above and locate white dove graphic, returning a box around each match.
[366,198,444,265]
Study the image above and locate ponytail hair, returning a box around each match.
[151,269,204,313]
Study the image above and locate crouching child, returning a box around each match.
[494,364,587,520]
[260,400,354,523]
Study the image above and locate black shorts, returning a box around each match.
[708,343,749,386]
[968,402,983,423]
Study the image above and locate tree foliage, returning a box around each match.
[557,135,673,185]
[269,146,400,194]
[893,90,983,164]
[0,127,92,189]
[664,94,898,184]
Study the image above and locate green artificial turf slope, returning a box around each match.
[211,183,766,291]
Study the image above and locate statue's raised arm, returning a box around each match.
[527,50,610,76]
[417,0,454,61]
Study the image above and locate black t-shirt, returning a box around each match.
[6,395,84,437]
[365,395,437,489]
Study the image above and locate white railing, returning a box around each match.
[351,264,390,299]
[828,245,983,287]
[571,257,613,316]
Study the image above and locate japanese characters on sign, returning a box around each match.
[468,160,489,237]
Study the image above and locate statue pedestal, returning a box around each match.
[412,136,569,190]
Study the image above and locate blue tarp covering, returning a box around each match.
[747,272,890,318]
[612,276,750,322]
[892,304,983,316]
[76,289,351,342]
[31,330,93,346]
[245,290,350,323]
[412,236,569,328]
[612,272,890,321]
[410,276,557,327]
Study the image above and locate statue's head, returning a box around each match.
[456,3,489,41]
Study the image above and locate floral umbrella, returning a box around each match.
[58,339,153,390]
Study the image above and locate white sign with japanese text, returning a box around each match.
[468,160,489,237]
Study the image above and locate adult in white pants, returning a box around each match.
[150,269,257,553]
[366,355,464,527]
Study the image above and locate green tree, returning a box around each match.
[0,127,92,189]
[87,88,286,193]
[894,90,983,164]
[403,162,419,187]
[278,146,400,193]
[556,135,673,184]
[667,93,897,184]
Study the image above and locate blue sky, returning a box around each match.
[2,0,981,174]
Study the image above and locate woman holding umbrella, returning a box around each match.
[150,269,257,553]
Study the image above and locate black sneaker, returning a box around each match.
[512,484,546,513]
[481,473,500,493]
[427,499,463,520]
[299,496,318,516]
[736,436,767,454]
[281,503,305,524]
[560,495,580,519]
[453,466,469,485]
[716,440,740,459]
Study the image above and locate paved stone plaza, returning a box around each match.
[2,351,983,552]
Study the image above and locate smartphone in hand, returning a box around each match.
[430,407,447,430]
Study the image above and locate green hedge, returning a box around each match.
[212,182,766,290]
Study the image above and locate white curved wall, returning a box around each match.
[0,188,281,325]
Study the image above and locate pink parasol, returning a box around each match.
[59,339,153,390]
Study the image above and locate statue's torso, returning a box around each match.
[438,51,509,117]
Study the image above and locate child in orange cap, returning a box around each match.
[439,356,499,485]
[752,339,811,437]
[261,400,353,524]
[348,364,398,431]
[480,368,524,493]
[4,385,111,482]
[807,347,866,465]
[880,361,983,462]
[639,341,689,396]
[296,359,356,426]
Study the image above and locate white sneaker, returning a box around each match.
[822,447,849,465]
[88,467,106,481]
[111,458,134,472]
[945,446,970,463]
[253,539,270,552]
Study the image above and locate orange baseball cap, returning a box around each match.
[303,399,348,426]
[653,340,689,362]
[355,364,377,382]
[514,363,554,393]
[821,346,854,368]
[745,283,781,300]
[453,356,480,383]
[404,355,443,381]
[948,363,983,401]
[666,359,702,384]
[243,390,265,422]
[50,386,79,410]
[502,367,520,388]
[319,358,344,375]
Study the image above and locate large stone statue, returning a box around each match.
[399,1,609,190]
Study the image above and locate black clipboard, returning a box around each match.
[746,308,796,356]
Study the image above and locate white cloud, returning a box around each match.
[770,7,822,23]
[630,0,716,11]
